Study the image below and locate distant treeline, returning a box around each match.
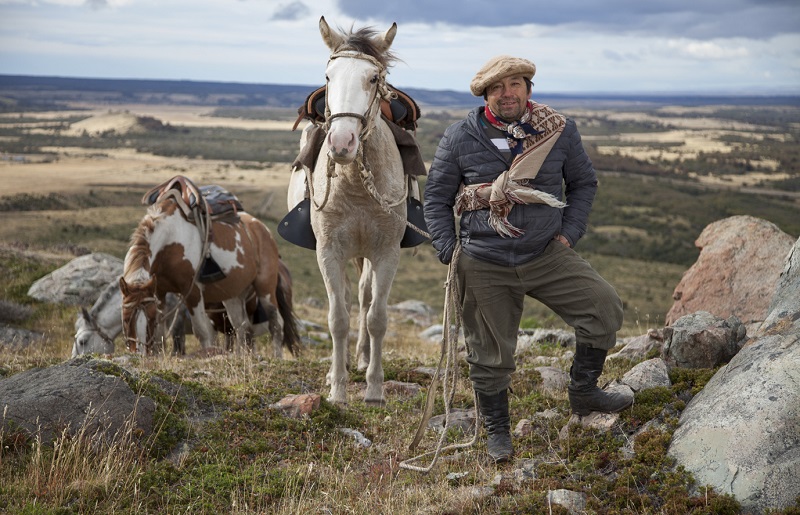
[2,74,799,111]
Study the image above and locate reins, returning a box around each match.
[399,244,479,472]
[309,49,416,220]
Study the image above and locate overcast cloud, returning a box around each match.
[337,0,800,39]
[0,0,797,95]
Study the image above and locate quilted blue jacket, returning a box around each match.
[423,106,597,266]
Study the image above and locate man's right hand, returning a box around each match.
[437,241,456,265]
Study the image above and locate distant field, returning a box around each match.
[1,98,799,337]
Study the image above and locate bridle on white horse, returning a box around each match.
[311,49,409,216]
[77,310,116,349]
[323,50,395,141]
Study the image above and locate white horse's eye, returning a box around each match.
[370,75,378,84]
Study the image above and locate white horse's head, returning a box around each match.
[319,16,397,165]
[73,307,116,357]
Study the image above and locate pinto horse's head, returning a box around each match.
[119,276,162,355]
[319,16,398,165]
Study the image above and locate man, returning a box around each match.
[423,55,633,463]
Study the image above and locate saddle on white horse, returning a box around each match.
[279,86,429,250]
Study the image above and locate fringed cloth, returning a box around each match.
[455,102,567,238]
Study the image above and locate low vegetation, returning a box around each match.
[1,94,799,512]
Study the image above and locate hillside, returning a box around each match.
[2,80,800,334]
[3,74,799,111]
[1,75,800,514]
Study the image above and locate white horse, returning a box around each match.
[305,17,408,405]
[73,281,245,356]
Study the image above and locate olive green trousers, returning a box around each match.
[457,240,623,395]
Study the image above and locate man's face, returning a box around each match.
[485,75,531,121]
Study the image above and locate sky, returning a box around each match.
[1,0,799,95]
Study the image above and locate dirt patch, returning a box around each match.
[0,146,293,197]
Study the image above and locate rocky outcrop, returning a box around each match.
[27,252,123,306]
[668,236,800,514]
[0,356,155,445]
[666,215,794,326]
[662,311,747,369]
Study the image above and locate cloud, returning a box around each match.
[271,1,311,21]
[667,40,751,60]
[334,0,800,40]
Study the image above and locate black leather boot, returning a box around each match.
[568,345,633,416]
[476,389,513,463]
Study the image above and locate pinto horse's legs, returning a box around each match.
[185,300,218,349]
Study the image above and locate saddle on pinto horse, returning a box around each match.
[142,175,245,282]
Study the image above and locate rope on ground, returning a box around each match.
[399,244,480,473]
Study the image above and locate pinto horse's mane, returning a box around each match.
[334,25,398,68]
[123,202,172,278]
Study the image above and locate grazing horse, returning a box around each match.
[119,194,300,357]
[73,260,297,356]
[306,17,407,404]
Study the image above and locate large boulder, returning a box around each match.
[662,311,747,369]
[27,252,123,306]
[666,216,794,326]
[0,356,155,445]
[668,236,800,514]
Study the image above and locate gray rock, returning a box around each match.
[428,408,476,435]
[621,358,671,392]
[668,236,800,514]
[662,311,747,369]
[27,252,123,306]
[0,324,45,351]
[516,328,575,353]
[534,366,569,393]
[547,488,587,514]
[608,328,664,361]
[0,356,155,445]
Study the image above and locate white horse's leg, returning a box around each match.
[356,259,372,371]
[187,303,218,349]
[319,255,351,404]
[222,297,250,353]
[258,294,284,359]
[363,252,400,405]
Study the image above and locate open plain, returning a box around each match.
[1,86,799,513]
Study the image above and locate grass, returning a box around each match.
[1,325,765,514]
[1,101,799,512]
[0,248,774,513]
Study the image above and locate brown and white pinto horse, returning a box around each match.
[119,196,300,357]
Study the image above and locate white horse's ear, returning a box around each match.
[320,16,345,52]
[380,22,397,50]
